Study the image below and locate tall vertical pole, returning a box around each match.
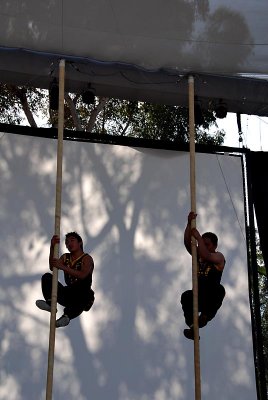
[188,75,201,400]
[46,59,65,400]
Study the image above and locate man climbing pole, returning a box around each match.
[36,232,95,328]
[181,211,226,339]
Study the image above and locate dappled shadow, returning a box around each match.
[0,133,256,400]
[1,1,256,78]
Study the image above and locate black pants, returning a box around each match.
[41,273,95,320]
[181,284,225,327]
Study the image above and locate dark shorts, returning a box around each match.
[41,273,95,319]
[181,284,225,327]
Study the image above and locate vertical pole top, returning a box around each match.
[188,74,194,84]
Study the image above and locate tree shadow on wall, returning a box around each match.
[0,134,256,400]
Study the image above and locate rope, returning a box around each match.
[46,59,65,400]
[188,75,201,400]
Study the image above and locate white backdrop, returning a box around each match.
[0,133,256,400]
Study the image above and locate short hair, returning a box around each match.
[202,232,218,247]
[65,232,83,251]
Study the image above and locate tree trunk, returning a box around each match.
[86,97,108,132]
[65,93,82,131]
[8,85,37,128]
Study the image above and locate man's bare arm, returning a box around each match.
[191,228,225,271]
[184,212,197,254]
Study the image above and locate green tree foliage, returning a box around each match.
[0,84,47,127]
[259,270,268,376]
[95,100,225,145]
[0,83,225,145]
[255,234,268,391]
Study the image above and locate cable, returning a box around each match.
[256,116,268,125]
[259,118,263,151]
[69,62,180,85]
[216,154,246,243]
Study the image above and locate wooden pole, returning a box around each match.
[46,59,65,400]
[188,75,201,400]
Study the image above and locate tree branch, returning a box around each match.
[120,120,132,136]
[8,85,37,128]
[86,97,108,133]
[65,93,82,131]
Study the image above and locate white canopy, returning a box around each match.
[1,0,268,115]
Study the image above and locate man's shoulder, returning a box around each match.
[214,251,225,270]
[83,253,94,263]
[216,251,225,259]
[83,252,91,258]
